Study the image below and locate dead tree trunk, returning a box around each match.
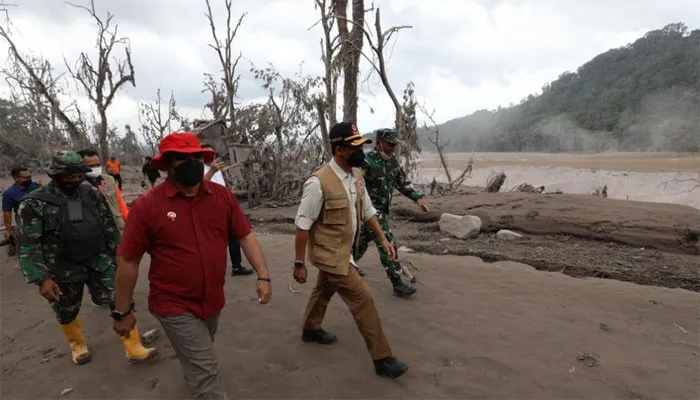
[315,0,340,156]
[335,0,364,123]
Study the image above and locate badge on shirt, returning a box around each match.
[167,211,177,221]
[355,179,365,194]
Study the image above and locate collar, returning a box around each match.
[88,175,104,188]
[329,158,354,179]
[163,177,212,199]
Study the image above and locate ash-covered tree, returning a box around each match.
[64,0,135,161]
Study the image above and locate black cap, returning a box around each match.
[329,122,371,147]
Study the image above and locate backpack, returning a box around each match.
[23,182,106,263]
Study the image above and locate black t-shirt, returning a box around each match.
[142,163,161,181]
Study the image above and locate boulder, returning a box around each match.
[496,229,524,241]
[439,213,482,239]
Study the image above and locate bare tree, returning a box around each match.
[334,0,365,122]
[0,19,88,146]
[249,64,323,201]
[343,7,419,172]
[418,103,472,194]
[64,0,135,161]
[137,89,183,155]
[400,81,420,175]
[312,0,340,156]
[204,0,245,140]
[201,72,227,120]
[359,9,412,138]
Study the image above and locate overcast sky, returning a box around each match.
[1,0,698,138]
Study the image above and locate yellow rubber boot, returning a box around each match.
[120,325,157,362]
[59,317,91,365]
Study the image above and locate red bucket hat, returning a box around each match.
[151,132,215,170]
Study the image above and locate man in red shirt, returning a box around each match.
[112,132,272,399]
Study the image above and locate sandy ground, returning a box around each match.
[2,234,699,400]
[416,151,700,173]
[1,152,699,399]
[412,152,700,209]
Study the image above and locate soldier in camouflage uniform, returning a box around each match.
[354,128,426,298]
[17,150,156,365]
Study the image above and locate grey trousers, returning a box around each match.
[156,313,227,400]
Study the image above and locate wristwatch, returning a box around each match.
[110,303,135,321]
[293,260,305,269]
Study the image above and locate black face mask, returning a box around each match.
[347,148,365,167]
[20,179,32,188]
[173,159,204,187]
[57,179,84,194]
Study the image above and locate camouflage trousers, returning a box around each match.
[50,266,116,324]
[354,211,402,279]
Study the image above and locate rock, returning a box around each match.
[496,229,523,241]
[398,245,414,253]
[60,388,73,397]
[439,213,482,239]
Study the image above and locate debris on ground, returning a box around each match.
[486,172,507,193]
[576,352,601,367]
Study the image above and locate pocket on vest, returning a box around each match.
[310,232,343,267]
[322,199,348,225]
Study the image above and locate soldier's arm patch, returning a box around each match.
[17,200,52,284]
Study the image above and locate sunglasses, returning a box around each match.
[171,152,204,161]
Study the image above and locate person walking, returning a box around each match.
[141,156,161,189]
[293,122,409,379]
[78,148,130,238]
[354,128,425,298]
[112,132,272,399]
[201,144,254,277]
[2,166,40,257]
[104,156,122,190]
[16,150,155,365]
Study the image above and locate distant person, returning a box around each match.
[17,150,155,365]
[2,166,40,257]
[293,122,409,379]
[202,144,254,277]
[78,148,129,239]
[141,156,161,189]
[104,156,122,190]
[113,132,272,399]
[354,128,425,298]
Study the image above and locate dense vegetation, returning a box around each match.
[421,23,700,153]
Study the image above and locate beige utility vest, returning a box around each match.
[308,164,365,276]
[99,173,125,239]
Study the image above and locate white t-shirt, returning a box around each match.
[203,164,226,187]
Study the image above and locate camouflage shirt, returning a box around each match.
[362,150,424,213]
[17,180,118,284]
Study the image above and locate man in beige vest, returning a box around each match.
[293,122,409,379]
[78,149,129,239]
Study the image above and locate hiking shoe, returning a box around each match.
[374,356,409,378]
[302,329,338,345]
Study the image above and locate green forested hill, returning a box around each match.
[422,23,700,153]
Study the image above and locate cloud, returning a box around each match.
[1,0,698,141]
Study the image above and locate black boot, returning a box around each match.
[354,265,366,277]
[390,276,416,298]
[302,329,337,345]
[231,265,254,276]
[374,356,409,378]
